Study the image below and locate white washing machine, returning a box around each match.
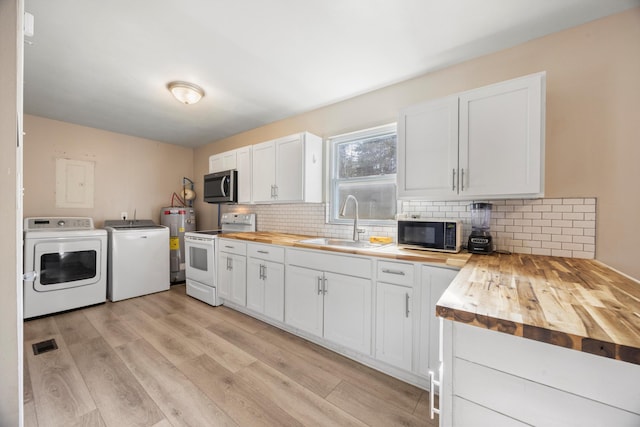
[23,217,108,319]
[104,220,170,301]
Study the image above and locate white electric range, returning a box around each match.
[184,213,255,306]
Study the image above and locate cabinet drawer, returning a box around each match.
[453,396,528,427]
[247,243,284,263]
[186,279,217,306]
[377,260,414,286]
[287,248,371,279]
[454,358,640,426]
[218,239,246,256]
[454,323,640,414]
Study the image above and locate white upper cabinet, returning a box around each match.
[209,150,238,173]
[252,132,323,203]
[235,146,252,204]
[398,72,545,200]
[459,73,545,198]
[398,96,459,200]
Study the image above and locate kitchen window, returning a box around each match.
[329,124,397,224]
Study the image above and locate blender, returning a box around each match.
[468,202,493,254]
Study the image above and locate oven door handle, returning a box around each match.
[23,271,37,282]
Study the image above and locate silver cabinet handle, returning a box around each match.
[382,269,405,276]
[226,257,232,271]
[273,185,278,199]
[323,277,328,295]
[405,293,410,318]
[317,276,323,295]
[257,250,269,254]
[461,168,465,192]
[429,370,440,419]
[258,264,263,279]
[261,264,267,280]
[452,168,456,191]
[224,245,234,249]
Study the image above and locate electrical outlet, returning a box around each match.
[121,211,127,220]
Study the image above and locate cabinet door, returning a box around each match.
[419,266,458,378]
[218,253,231,299]
[263,261,285,322]
[458,73,544,198]
[246,257,264,313]
[252,140,276,202]
[228,253,247,306]
[375,282,413,371]
[323,272,372,355]
[221,151,237,170]
[397,96,459,199]
[209,154,223,173]
[236,146,252,204]
[284,265,323,337]
[274,134,303,202]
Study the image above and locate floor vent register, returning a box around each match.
[32,338,58,355]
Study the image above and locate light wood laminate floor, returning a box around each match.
[23,285,437,427]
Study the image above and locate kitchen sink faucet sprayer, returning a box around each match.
[340,195,365,241]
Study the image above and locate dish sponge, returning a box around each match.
[369,236,393,244]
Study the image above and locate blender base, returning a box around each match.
[468,234,493,254]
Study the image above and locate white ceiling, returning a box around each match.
[23,0,639,148]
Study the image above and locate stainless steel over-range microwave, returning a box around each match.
[397,219,462,253]
[204,170,237,203]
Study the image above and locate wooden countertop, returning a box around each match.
[220,231,471,268]
[436,253,640,365]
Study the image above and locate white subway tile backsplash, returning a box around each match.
[225,197,596,260]
[552,249,573,257]
[552,204,573,213]
[533,205,553,212]
[562,198,584,205]
[542,199,562,205]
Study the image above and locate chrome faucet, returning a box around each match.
[340,194,365,241]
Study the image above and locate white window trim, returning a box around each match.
[327,123,397,226]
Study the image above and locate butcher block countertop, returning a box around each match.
[220,231,471,268]
[437,253,640,365]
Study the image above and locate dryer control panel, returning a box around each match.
[24,217,94,231]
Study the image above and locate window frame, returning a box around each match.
[328,123,398,226]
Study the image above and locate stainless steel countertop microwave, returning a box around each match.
[397,218,462,253]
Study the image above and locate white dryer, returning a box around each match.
[23,217,107,319]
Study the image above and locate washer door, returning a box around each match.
[32,238,103,291]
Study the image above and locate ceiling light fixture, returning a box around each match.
[167,81,205,105]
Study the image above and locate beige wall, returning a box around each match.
[195,8,640,280]
[0,0,22,424]
[24,115,195,227]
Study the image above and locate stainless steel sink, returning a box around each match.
[298,237,387,249]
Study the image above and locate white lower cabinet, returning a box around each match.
[375,282,413,371]
[420,266,459,378]
[246,243,285,322]
[440,320,640,426]
[219,242,464,391]
[217,239,247,306]
[285,264,324,336]
[375,260,416,372]
[285,249,373,355]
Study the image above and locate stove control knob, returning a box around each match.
[57,220,65,227]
